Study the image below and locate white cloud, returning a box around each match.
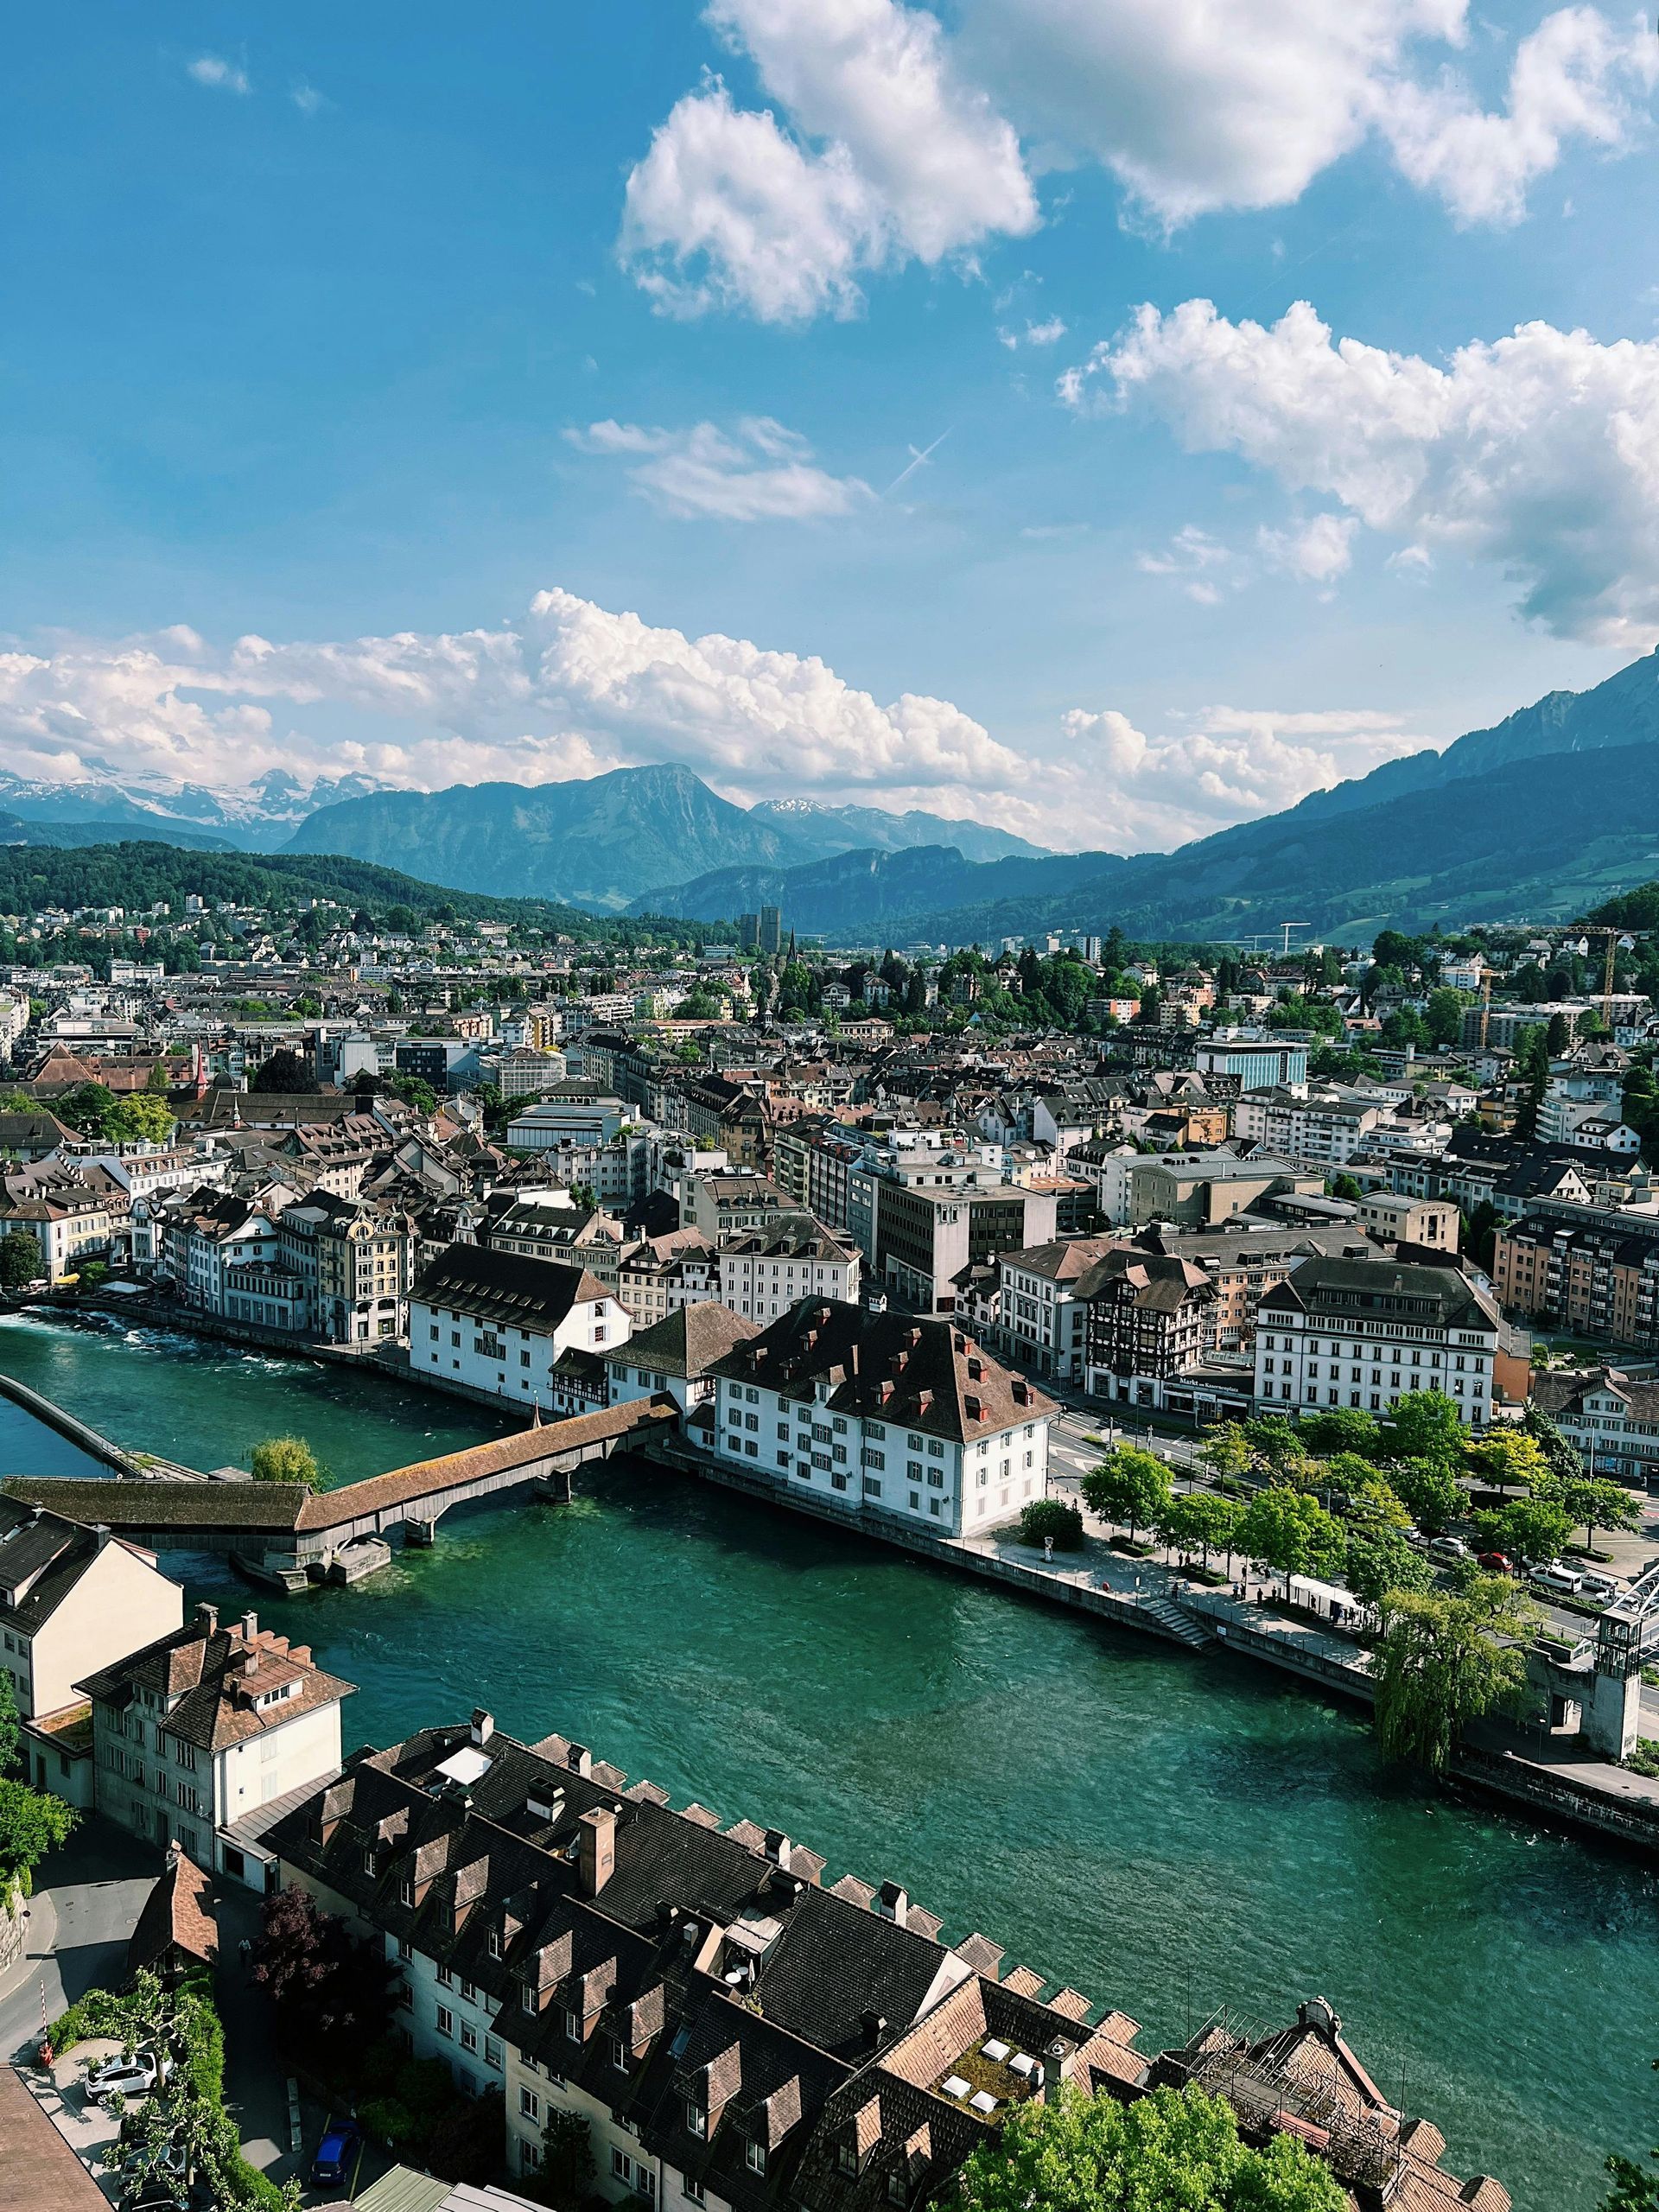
[291,80,326,117]
[0,591,1036,831]
[188,55,250,94]
[1067,296,1659,644]
[1135,524,1244,605]
[620,0,1037,321]
[566,416,872,520]
[1381,6,1657,225]
[1258,512,1358,584]
[1059,702,1428,850]
[625,2,1654,320]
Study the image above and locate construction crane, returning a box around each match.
[1276,921,1308,960]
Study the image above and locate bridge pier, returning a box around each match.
[404,1516,438,1548]
[535,1465,575,1504]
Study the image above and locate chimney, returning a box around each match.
[195,1601,219,1634]
[764,1829,792,1872]
[565,1742,593,1777]
[1041,2040,1065,2104]
[860,2009,887,2050]
[877,1880,908,1924]
[239,1609,258,1643]
[92,1522,111,1551]
[469,1708,494,1747]
[526,1781,564,1824]
[578,1805,616,1896]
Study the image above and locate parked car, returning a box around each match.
[1532,1561,1586,1596]
[1427,1535,1471,1561]
[86,2050,165,2103]
[121,2134,188,2186]
[1402,1525,1428,1549]
[1579,1571,1627,1604]
[1477,1551,1515,1575]
[311,2118,363,2190]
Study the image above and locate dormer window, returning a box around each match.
[887,2174,906,2204]
[488,1928,503,1960]
[564,2007,582,2040]
[686,2104,707,2139]
[398,1876,413,1907]
[837,2145,857,2177]
[609,2035,628,2071]
[520,1984,537,2016]
[746,2143,767,2176]
[361,1848,376,1876]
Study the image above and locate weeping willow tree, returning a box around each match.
[1373,1575,1535,1771]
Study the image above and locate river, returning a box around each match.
[0,1309,1653,2209]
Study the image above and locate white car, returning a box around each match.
[1532,1560,1586,1596]
[1579,1571,1626,1604]
[86,2050,164,2103]
[1427,1535,1471,1561]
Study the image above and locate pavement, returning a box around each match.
[0,1825,161,2065]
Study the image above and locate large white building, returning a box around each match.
[705,1302,1053,1537]
[1253,1257,1497,1427]
[410,1243,631,1414]
[79,1603,355,1887]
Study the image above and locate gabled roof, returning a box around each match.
[412,1243,610,1331]
[127,1844,219,1979]
[611,1302,761,1379]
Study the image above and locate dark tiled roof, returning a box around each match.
[78,1614,355,1752]
[411,1243,609,1331]
[609,1303,761,1379]
[708,1303,1053,1446]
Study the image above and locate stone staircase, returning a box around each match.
[1139,1592,1217,1649]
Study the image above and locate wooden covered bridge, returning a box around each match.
[3,1396,677,1579]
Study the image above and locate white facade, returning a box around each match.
[711,1375,1048,1537]
[1254,1309,1494,1427]
[411,1284,631,1410]
[715,1241,861,1324]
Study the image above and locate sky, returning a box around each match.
[3,3,1659,855]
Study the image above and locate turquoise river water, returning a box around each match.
[0,1309,1654,2209]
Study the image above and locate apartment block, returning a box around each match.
[1254,1258,1497,1427]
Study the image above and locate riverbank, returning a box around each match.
[2,1314,1656,2205]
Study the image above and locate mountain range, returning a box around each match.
[283,768,1047,907]
[9,646,1659,940]
[631,649,1659,944]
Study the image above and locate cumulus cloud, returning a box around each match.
[565,417,872,520]
[624,3,1655,318]
[620,0,1038,320]
[1066,296,1659,644]
[1381,4,1657,225]
[0,591,1044,835]
[1059,702,1429,851]
[1258,513,1358,585]
[188,55,250,94]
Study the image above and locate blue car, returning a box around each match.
[310,2118,362,2189]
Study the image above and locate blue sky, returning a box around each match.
[3,2,1658,852]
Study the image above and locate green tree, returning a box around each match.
[1373,1575,1535,1770]
[1387,1455,1465,1537]
[1017,1497,1084,1550]
[1199,1424,1253,1483]
[251,1047,316,1094]
[0,1231,43,1288]
[1522,1400,1587,1489]
[1380,1390,1466,1465]
[250,1435,324,1490]
[0,1776,77,1902]
[1601,2152,1659,2210]
[956,2082,1346,2212]
[1300,1406,1381,1459]
[1557,1476,1642,1552]
[1238,1487,1346,1597]
[1344,1528,1433,1607]
[526,2109,597,2211]
[1425,987,1471,1047]
[55,1081,117,1136]
[104,1093,175,1144]
[1329,1173,1364,1203]
[1081,1447,1171,1545]
[1475,1496,1571,1564]
[0,1670,19,1778]
[1465,1431,1551,1492]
